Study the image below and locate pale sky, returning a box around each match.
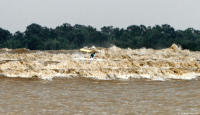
[0,0,200,33]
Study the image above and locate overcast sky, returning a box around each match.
[0,0,200,33]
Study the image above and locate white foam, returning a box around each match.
[0,44,200,81]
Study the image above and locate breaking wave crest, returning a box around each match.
[0,44,200,81]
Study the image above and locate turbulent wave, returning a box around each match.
[0,44,200,81]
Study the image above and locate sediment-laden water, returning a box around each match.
[0,44,200,80]
[0,44,200,114]
[0,78,200,114]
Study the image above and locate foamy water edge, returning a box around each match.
[0,44,200,81]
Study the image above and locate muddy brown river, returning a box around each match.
[0,45,200,114]
[0,78,200,114]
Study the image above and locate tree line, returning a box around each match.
[0,23,200,50]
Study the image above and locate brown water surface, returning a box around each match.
[0,78,200,115]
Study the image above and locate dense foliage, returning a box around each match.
[0,23,200,50]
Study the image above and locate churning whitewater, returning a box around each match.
[0,44,200,81]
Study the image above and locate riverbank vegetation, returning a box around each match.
[0,23,200,50]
